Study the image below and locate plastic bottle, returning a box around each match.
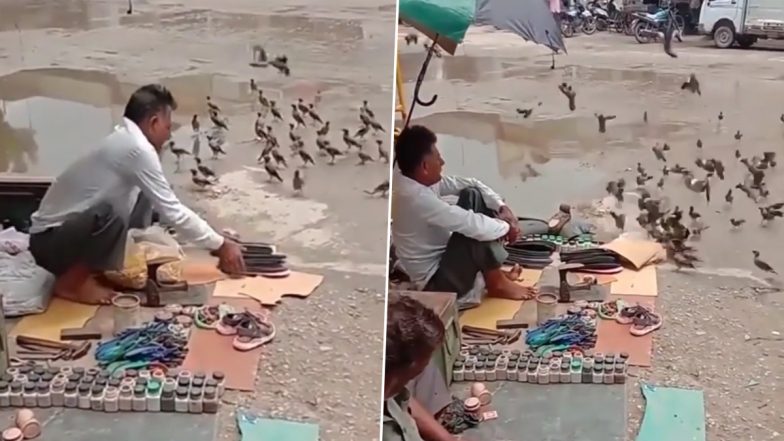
[0,381,9,407]
[202,387,219,414]
[146,381,161,412]
[188,388,203,413]
[22,383,37,407]
[174,387,189,413]
[36,382,52,408]
[9,382,22,407]
[77,384,91,409]
[453,362,464,382]
[560,364,571,383]
[463,362,475,381]
[538,366,550,384]
[90,385,104,411]
[211,372,225,397]
[132,385,146,412]
[603,365,615,384]
[51,378,66,407]
[582,358,594,383]
[104,386,119,412]
[485,361,497,381]
[592,364,603,384]
[118,385,133,411]
[474,363,485,382]
[64,382,78,408]
[161,382,176,412]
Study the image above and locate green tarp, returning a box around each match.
[636,383,706,441]
[398,0,476,49]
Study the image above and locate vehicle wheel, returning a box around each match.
[582,17,598,35]
[737,35,757,48]
[561,21,574,38]
[626,18,638,36]
[596,18,608,32]
[713,24,735,48]
[634,22,652,44]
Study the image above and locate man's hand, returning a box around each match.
[216,238,246,275]
[498,205,520,243]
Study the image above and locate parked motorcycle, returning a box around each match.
[587,0,610,32]
[561,4,597,38]
[632,5,684,45]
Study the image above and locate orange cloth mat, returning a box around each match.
[594,295,657,367]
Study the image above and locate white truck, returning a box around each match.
[698,0,784,48]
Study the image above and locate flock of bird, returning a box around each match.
[166,46,391,198]
[594,73,782,277]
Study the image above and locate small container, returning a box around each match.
[506,363,517,380]
[592,365,603,384]
[188,389,203,413]
[118,385,133,411]
[570,360,582,384]
[191,378,204,390]
[174,387,189,413]
[59,367,73,376]
[120,377,135,389]
[132,385,146,411]
[36,382,52,408]
[2,427,23,441]
[138,370,151,381]
[9,382,23,407]
[72,367,85,377]
[67,374,81,384]
[77,384,91,409]
[64,382,78,408]
[463,362,475,381]
[104,386,119,412]
[463,397,481,418]
[538,367,549,384]
[22,383,36,407]
[474,364,486,382]
[0,381,9,407]
[136,377,148,388]
[614,364,626,384]
[108,378,122,388]
[495,360,507,381]
[536,293,558,325]
[86,367,100,377]
[526,364,538,383]
[147,381,161,412]
[485,362,496,381]
[161,382,176,412]
[453,362,465,382]
[203,387,219,414]
[211,372,225,396]
[603,365,615,384]
[560,364,570,383]
[177,377,191,389]
[81,375,95,385]
[90,385,104,411]
[112,294,141,334]
[95,378,108,387]
[41,373,54,383]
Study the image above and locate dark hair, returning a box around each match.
[385,293,445,373]
[394,125,437,176]
[123,84,178,125]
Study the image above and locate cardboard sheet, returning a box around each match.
[11,298,99,341]
[460,298,524,330]
[181,259,227,285]
[181,298,266,391]
[601,238,665,270]
[610,265,658,297]
[212,272,324,305]
[594,295,656,367]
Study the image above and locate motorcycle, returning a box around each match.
[632,5,685,44]
[561,4,597,38]
[587,0,610,32]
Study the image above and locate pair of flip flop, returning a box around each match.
[597,300,662,337]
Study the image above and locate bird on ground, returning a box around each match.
[293,169,304,195]
[342,129,363,149]
[271,149,288,168]
[316,121,330,137]
[357,151,374,165]
[730,218,745,228]
[643,111,648,123]
[734,130,743,140]
[297,149,315,166]
[718,111,724,121]
[752,250,777,275]
[365,180,389,197]
[269,55,290,76]
[652,144,667,162]
[250,79,257,93]
[296,98,309,115]
[688,206,701,221]
[190,169,213,188]
[696,138,702,148]
[269,101,283,121]
[194,157,217,180]
[291,105,306,128]
[360,100,375,119]
[263,157,284,183]
[206,96,220,113]
[680,74,701,95]
[684,172,711,203]
[169,142,191,171]
[725,189,733,204]
[258,90,270,109]
[405,33,418,45]
[307,104,323,124]
[558,82,577,111]
[324,145,344,165]
[377,140,389,163]
[609,211,625,230]
[209,110,229,131]
[516,108,533,118]
[191,115,200,132]
[206,133,227,159]
[354,124,370,139]
[595,113,616,133]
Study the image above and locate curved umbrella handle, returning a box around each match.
[403,34,441,129]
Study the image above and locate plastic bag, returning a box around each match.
[0,227,29,255]
[0,250,54,317]
[129,226,183,265]
[104,236,148,290]
[156,260,183,284]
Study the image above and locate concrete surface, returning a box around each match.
[399,29,784,440]
[0,1,395,440]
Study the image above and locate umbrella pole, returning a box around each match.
[402,34,440,129]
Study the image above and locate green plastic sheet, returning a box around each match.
[237,409,319,441]
[636,383,706,441]
[398,0,476,50]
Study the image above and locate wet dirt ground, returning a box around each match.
[399,29,784,440]
[0,0,395,439]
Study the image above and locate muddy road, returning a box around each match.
[399,29,784,440]
[0,1,395,439]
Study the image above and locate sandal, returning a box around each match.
[216,312,246,336]
[597,300,623,320]
[194,304,235,329]
[630,307,662,337]
[616,304,646,325]
[232,313,276,351]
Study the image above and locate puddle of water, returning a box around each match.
[0,67,258,176]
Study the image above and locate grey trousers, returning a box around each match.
[29,194,153,277]
[407,359,452,416]
[423,187,508,300]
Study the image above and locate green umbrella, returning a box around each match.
[398,0,476,55]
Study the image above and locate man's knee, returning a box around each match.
[90,201,126,236]
[456,186,483,210]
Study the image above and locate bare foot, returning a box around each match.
[504,264,522,281]
[487,276,537,300]
[54,275,115,305]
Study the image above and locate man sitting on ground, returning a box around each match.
[29,84,245,305]
[383,293,467,441]
[391,125,534,303]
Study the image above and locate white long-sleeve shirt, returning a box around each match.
[391,169,509,287]
[30,117,225,251]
